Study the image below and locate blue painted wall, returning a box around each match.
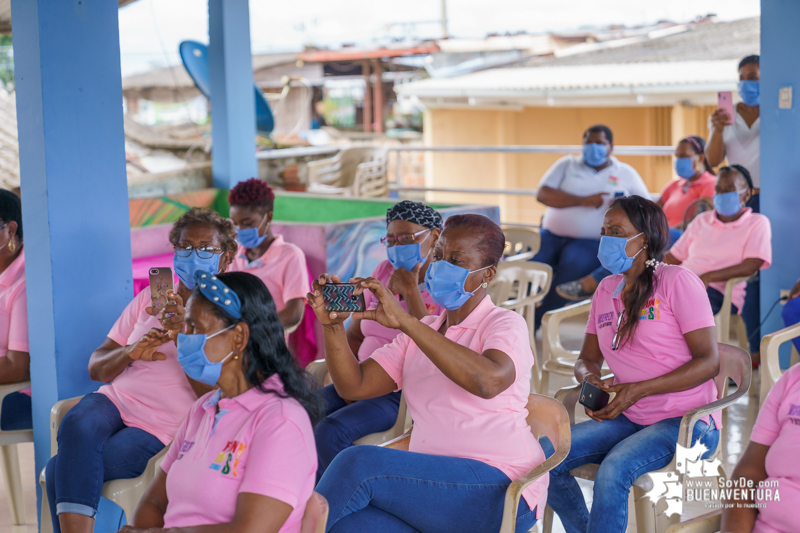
[208,0,258,189]
[760,1,800,366]
[11,0,133,527]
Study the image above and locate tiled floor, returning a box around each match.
[0,314,760,533]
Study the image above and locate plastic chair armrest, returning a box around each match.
[555,383,582,425]
[759,323,800,404]
[379,429,412,450]
[503,252,536,263]
[50,396,84,456]
[677,383,749,450]
[542,300,592,363]
[305,360,328,388]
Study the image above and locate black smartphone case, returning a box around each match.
[579,380,610,411]
[321,283,366,312]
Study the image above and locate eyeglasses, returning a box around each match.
[380,229,430,248]
[173,245,224,259]
[611,310,626,351]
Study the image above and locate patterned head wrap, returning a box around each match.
[386,201,443,230]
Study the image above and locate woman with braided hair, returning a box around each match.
[228,178,310,331]
[544,196,721,533]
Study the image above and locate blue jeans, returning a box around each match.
[317,445,537,533]
[45,393,164,532]
[533,229,601,329]
[0,391,32,431]
[315,384,401,481]
[542,414,719,533]
[707,286,739,315]
[589,228,684,284]
[781,296,800,354]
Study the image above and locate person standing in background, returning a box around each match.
[706,54,762,366]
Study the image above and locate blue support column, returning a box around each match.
[208,0,258,189]
[761,1,800,367]
[11,0,133,524]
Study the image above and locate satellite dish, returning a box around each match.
[179,40,274,135]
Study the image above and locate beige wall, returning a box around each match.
[422,104,717,225]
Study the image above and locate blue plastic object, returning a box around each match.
[179,40,274,135]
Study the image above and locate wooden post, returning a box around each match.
[373,59,385,133]
[362,60,372,133]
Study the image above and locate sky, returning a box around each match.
[118,0,761,77]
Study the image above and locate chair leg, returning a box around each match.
[633,486,656,533]
[541,504,554,533]
[39,470,53,533]
[539,371,550,397]
[0,444,26,525]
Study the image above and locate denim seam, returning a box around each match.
[54,497,98,510]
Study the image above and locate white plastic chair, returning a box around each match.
[301,492,329,533]
[501,227,540,262]
[488,261,552,392]
[306,360,411,445]
[39,396,169,533]
[378,394,571,533]
[0,381,33,525]
[664,510,721,533]
[714,276,751,353]
[759,322,800,408]
[542,343,751,533]
[306,147,388,197]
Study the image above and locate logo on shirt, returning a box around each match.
[608,176,620,186]
[789,404,800,426]
[596,311,615,330]
[209,440,247,476]
[177,440,195,460]
[639,299,661,321]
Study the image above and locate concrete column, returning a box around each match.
[760,1,800,367]
[373,59,385,133]
[362,60,372,133]
[10,0,133,521]
[208,0,257,189]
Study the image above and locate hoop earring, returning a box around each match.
[8,241,14,252]
[482,282,488,288]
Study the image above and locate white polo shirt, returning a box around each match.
[539,155,650,240]
[707,111,760,188]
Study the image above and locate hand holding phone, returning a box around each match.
[579,379,610,412]
[321,283,366,313]
[149,268,175,318]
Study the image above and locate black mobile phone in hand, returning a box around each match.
[579,380,610,411]
[321,283,366,312]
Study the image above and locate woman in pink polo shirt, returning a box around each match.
[309,214,545,533]
[228,179,309,330]
[721,363,800,533]
[120,271,321,533]
[0,190,32,432]
[545,196,721,533]
[665,164,771,363]
[45,208,238,533]
[314,200,444,480]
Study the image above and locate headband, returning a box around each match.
[194,271,242,319]
[386,200,443,230]
[682,136,704,155]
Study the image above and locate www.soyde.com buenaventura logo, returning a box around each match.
[642,441,781,517]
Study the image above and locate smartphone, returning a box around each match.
[149,267,174,316]
[321,283,366,312]
[717,91,734,125]
[579,380,610,411]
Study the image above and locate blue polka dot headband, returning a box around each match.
[193,271,242,319]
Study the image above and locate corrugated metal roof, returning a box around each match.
[397,59,739,97]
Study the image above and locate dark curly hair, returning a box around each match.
[719,165,754,190]
[193,272,323,423]
[608,196,670,348]
[228,178,275,213]
[0,189,22,242]
[443,214,505,267]
[169,207,238,256]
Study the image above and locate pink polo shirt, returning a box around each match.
[358,260,443,362]
[749,364,800,533]
[369,296,548,517]
[659,171,716,228]
[586,264,721,428]
[160,374,316,532]
[0,251,30,396]
[229,235,310,313]
[669,209,772,312]
[97,287,198,444]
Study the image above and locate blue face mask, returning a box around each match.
[714,190,746,217]
[738,80,760,107]
[597,232,644,275]
[674,157,696,179]
[386,232,430,272]
[583,143,609,167]
[177,325,235,386]
[174,251,221,290]
[424,260,490,311]
[235,225,268,249]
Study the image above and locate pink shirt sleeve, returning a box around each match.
[585,292,599,335]
[238,417,316,509]
[668,225,695,262]
[481,311,531,377]
[281,248,311,303]
[750,368,789,446]
[667,268,716,334]
[369,324,420,391]
[7,285,28,352]
[108,289,148,346]
[742,215,772,269]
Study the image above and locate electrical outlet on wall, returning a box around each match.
[781,289,791,303]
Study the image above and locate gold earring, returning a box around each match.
[482,282,488,288]
[8,241,15,252]
[234,354,239,360]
